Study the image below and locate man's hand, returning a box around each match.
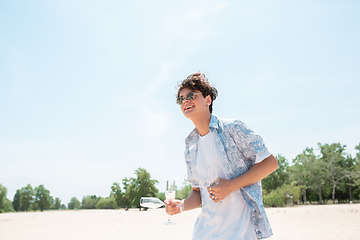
[207,178,234,203]
[206,155,278,203]
[164,199,182,215]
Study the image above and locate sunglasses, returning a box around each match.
[176,92,203,105]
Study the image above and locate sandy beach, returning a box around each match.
[0,204,359,240]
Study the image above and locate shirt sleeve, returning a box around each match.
[230,120,271,163]
[255,150,271,164]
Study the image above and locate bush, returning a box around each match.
[263,184,301,207]
[176,183,192,200]
[96,197,117,209]
[156,192,165,202]
[0,198,15,213]
[81,195,99,209]
[68,197,81,210]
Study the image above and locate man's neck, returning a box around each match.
[191,113,211,136]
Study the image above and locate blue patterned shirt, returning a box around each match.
[184,115,273,239]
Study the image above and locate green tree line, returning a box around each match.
[261,143,360,207]
[0,183,65,213]
[69,168,161,210]
[0,167,160,213]
[1,142,359,213]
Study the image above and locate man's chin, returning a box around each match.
[183,112,195,120]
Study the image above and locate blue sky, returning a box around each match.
[1,0,359,205]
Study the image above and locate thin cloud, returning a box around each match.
[188,0,228,19]
[147,61,178,94]
[157,0,229,45]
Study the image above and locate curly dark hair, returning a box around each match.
[176,72,218,113]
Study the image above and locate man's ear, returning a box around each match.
[205,95,212,107]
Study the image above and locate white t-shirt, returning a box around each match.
[193,132,264,240]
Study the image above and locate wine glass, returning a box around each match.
[164,180,176,225]
[140,197,164,210]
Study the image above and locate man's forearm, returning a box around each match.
[230,154,278,191]
[183,188,202,211]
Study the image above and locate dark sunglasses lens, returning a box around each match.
[176,97,183,105]
[187,92,195,100]
[176,92,198,105]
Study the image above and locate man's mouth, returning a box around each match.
[184,105,194,111]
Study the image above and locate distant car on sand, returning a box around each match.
[140,197,165,210]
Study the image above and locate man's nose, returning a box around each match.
[182,99,190,105]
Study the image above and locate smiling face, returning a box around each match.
[179,88,212,120]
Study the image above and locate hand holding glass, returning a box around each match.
[164,181,176,225]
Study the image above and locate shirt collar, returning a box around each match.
[185,115,219,143]
[209,115,219,130]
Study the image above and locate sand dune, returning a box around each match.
[0,204,359,240]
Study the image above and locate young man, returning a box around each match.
[165,72,278,239]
